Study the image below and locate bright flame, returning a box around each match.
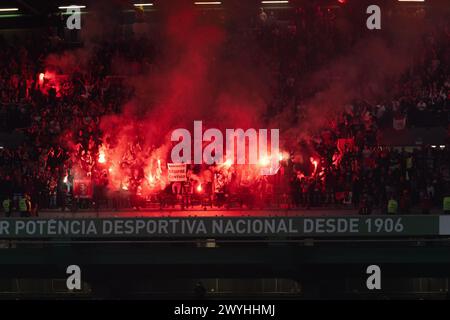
[197,184,202,192]
[39,73,45,84]
[98,150,106,164]
[310,157,319,175]
[224,159,233,167]
[63,175,68,183]
[278,151,289,161]
[259,156,270,167]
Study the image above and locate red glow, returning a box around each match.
[297,172,305,180]
[278,151,289,161]
[44,71,55,80]
[338,0,346,4]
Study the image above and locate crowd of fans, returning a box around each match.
[255,6,450,214]
[0,6,449,215]
[0,32,136,214]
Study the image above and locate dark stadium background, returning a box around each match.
[0,0,449,300]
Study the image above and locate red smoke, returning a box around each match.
[47,2,437,195]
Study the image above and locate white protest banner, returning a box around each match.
[167,163,187,182]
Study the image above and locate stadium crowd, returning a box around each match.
[0,6,449,216]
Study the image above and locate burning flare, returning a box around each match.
[98,146,106,164]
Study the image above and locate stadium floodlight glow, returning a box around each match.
[194,1,222,5]
[0,8,19,12]
[133,3,154,6]
[261,1,289,4]
[58,5,86,9]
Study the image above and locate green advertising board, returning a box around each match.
[0,215,446,238]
